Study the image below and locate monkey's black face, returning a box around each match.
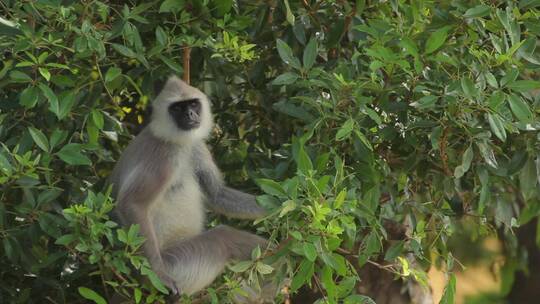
[168,99,202,130]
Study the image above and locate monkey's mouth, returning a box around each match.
[183,119,201,129]
[172,116,200,130]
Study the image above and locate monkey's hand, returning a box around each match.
[155,268,180,295]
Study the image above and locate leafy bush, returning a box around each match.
[2,0,540,303]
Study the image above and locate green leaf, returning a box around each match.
[363,107,382,125]
[159,0,185,13]
[38,67,50,81]
[10,70,32,82]
[327,19,345,47]
[399,37,419,57]
[344,295,376,304]
[271,72,299,85]
[520,158,537,201]
[38,83,60,119]
[485,72,498,88]
[384,241,404,261]
[55,234,77,246]
[2,237,17,262]
[256,262,274,274]
[155,26,167,45]
[159,55,183,74]
[461,77,478,98]
[78,287,106,304]
[463,5,491,18]
[140,267,169,294]
[501,69,519,87]
[112,43,137,58]
[50,129,67,150]
[0,153,13,175]
[439,274,456,304]
[500,260,516,296]
[283,0,295,25]
[334,189,347,209]
[229,260,252,272]
[38,215,59,238]
[506,80,540,92]
[56,144,91,166]
[461,145,474,171]
[104,67,121,83]
[297,146,313,174]
[336,118,355,141]
[291,260,314,292]
[454,145,474,178]
[91,109,104,129]
[273,101,315,122]
[276,39,301,69]
[212,0,232,16]
[279,200,296,217]
[303,242,317,262]
[28,127,49,152]
[58,91,77,120]
[488,91,505,110]
[354,130,373,151]
[425,26,451,54]
[303,38,317,69]
[410,95,437,109]
[257,179,287,197]
[508,94,533,123]
[488,113,507,142]
[477,141,498,168]
[19,86,39,108]
[134,288,142,304]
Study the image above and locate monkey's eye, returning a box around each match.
[170,103,183,112]
[182,98,200,109]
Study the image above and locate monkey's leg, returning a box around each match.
[161,225,267,295]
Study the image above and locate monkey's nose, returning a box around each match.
[187,109,199,121]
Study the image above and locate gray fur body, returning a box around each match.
[110,76,267,296]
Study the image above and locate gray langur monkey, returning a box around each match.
[110,76,268,296]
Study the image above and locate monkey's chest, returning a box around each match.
[150,175,205,249]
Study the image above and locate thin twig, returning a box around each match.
[440,126,452,176]
[282,284,291,304]
[183,47,191,84]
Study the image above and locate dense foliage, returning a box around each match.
[2,0,540,303]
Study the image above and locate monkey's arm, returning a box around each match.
[115,166,178,292]
[194,144,267,220]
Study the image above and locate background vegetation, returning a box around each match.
[1,0,540,303]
